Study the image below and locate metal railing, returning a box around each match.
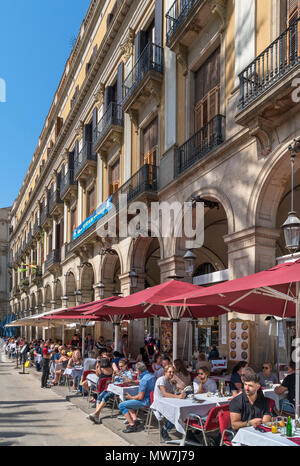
[45,249,61,271]
[33,219,41,237]
[175,115,225,176]
[123,43,163,103]
[40,206,51,225]
[166,0,200,44]
[49,190,63,213]
[60,170,78,197]
[94,102,123,147]
[111,164,158,211]
[74,141,96,177]
[239,17,300,110]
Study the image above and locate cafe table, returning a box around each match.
[232,426,300,446]
[151,393,231,439]
[107,383,139,402]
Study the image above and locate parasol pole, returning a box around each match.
[296,282,300,419]
[81,322,86,358]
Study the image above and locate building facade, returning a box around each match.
[0,207,11,324]
[8,0,299,368]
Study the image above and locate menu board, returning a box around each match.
[160,320,172,353]
[228,319,251,363]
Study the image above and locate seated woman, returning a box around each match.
[67,349,83,391]
[171,359,192,393]
[52,349,69,385]
[152,354,164,379]
[259,362,278,387]
[83,357,113,397]
[86,359,132,424]
[230,361,248,396]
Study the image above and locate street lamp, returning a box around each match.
[184,249,197,277]
[129,269,138,290]
[282,138,300,253]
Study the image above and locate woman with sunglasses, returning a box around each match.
[258,363,278,388]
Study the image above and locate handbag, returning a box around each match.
[24,360,30,368]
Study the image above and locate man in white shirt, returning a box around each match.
[193,367,217,394]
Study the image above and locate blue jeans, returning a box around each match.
[119,400,145,415]
[280,398,295,413]
[163,420,174,432]
[97,391,114,403]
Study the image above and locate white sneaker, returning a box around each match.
[87,414,101,425]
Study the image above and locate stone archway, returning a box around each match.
[101,253,121,297]
[65,271,77,308]
[80,264,95,303]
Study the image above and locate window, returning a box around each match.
[109,159,120,195]
[87,187,96,217]
[70,206,77,236]
[142,117,158,166]
[287,0,300,58]
[194,47,220,133]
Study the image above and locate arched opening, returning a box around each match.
[81,264,95,303]
[66,271,77,307]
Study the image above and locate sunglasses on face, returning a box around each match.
[262,366,269,369]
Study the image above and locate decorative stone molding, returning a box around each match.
[94,83,105,109]
[248,116,274,157]
[128,108,139,133]
[75,120,84,139]
[210,0,226,32]
[120,28,135,62]
[175,43,188,76]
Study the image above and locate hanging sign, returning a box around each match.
[73,196,113,241]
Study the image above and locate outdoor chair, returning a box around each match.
[280,401,295,418]
[218,410,233,446]
[183,404,230,446]
[265,397,276,416]
[88,377,112,406]
[144,391,162,441]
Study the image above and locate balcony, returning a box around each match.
[68,164,158,253]
[40,206,52,231]
[48,190,63,217]
[74,142,97,181]
[236,18,300,155]
[45,249,61,275]
[94,102,123,155]
[60,169,78,203]
[33,219,42,238]
[166,0,211,50]
[175,114,225,176]
[122,43,163,116]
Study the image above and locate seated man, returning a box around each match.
[118,362,156,433]
[193,367,217,394]
[259,362,278,387]
[154,365,186,442]
[275,360,295,414]
[229,372,271,434]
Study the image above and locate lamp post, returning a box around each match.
[282,138,300,254]
[282,138,300,419]
[184,249,197,280]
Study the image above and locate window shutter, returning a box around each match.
[117,62,124,105]
[155,0,163,47]
[68,151,75,170]
[135,31,147,63]
[92,107,98,144]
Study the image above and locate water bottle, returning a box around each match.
[286,416,293,437]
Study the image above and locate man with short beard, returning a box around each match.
[229,372,271,433]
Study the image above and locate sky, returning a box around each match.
[0,0,91,208]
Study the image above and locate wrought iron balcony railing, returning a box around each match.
[239,18,300,110]
[111,163,158,211]
[123,42,163,104]
[74,141,96,177]
[166,0,200,44]
[33,219,41,237]
[94,102,123,147]
[40,206,51,226]
[175,114,225,176]
[60,170,78,197]
[45,249,61,272]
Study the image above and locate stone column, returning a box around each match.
[224,226,281,370]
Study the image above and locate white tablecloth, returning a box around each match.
[232,426,299,446]
[262,387,285,411]
[107,384,139,401]
[151,394,231,435]
[64,367,83,379]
